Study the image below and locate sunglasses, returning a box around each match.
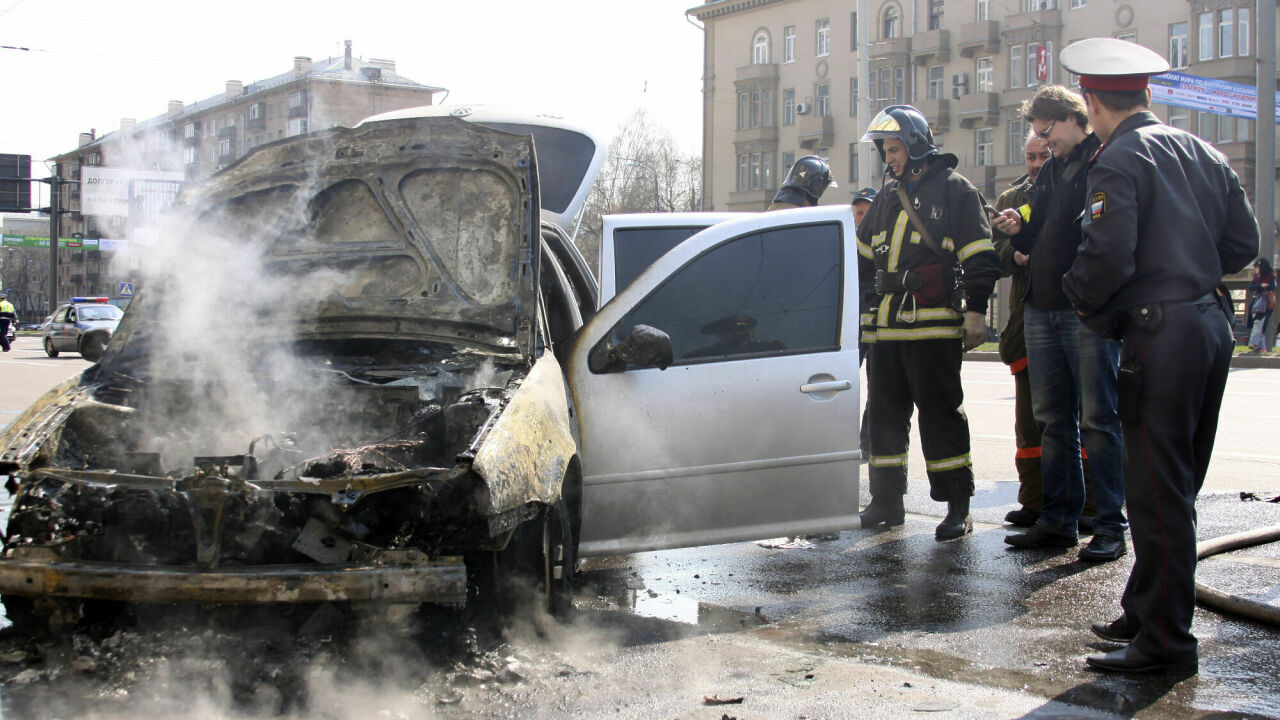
[1036,121,1057,140]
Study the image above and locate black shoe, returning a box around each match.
[935,498,973,541]
[1085,645,1197,675]
[1004,507,1040,527]
[1077,515,1097,535]
[1091,616,1138,644]
[1078,534,1127,563]
[859,496,905,528]
[1004,523,1077,549]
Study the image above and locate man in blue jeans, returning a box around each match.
[992,85,1127,562]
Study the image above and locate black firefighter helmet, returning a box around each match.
[861,105,937,163]
[779,155,838,204]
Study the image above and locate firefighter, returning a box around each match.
[856,105,1001,540]
[768,155,837,210]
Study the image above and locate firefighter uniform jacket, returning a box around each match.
[857,153,1000,343]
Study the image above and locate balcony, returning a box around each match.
[727,189,773,212]
[735,125,778,144]
[247,104,267,131]
[1001,87,1036,112]
[915,98,951,131]
[867,37,911,62]
[911,29,950,65]
[954,92,1000,128]
[288,104,308,119]
[958,21,1000,58]
[735,63,779,84]
[956,165,997,197]
[797,115,834,148]
[218,125,238,139]
[1192,57,1260,84]
[1005,8,1062,34]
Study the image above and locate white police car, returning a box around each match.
[41,297,123,361]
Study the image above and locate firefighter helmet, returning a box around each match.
[861,105,937,162]
[779,155,838,204]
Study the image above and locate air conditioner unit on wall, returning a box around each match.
[795,102,810,115]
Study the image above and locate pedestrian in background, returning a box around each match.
[995,85,1127,563]
[1247,257,1275,353]
[1061,38,1258,675]
[855,104,1000,541]
[0,292,14,353]
[990,133,1049,527]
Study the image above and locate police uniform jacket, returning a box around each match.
[992,175,1033,366]
[1011,132,1102,310]
[857,153,1000,343]
[1063,112,1259,335]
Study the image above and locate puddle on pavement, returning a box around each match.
[627,589,764,631]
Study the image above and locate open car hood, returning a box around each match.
[172,116,541,356]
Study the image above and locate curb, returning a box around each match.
[965,350,1280,368]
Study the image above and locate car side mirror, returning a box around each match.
[588,324,674,373]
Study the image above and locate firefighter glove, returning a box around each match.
[962,311,986,351]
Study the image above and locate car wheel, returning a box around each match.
[43,337,59,358]
[542,496,577,617]
[80,333,107,362]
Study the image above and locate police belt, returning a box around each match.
[1122,293,1217,334]
[874,269,923,295]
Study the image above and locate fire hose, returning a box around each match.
[1195,525,1280,626]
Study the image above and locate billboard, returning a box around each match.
[1149,71,1280,125]
[80,167,182,217]
[0,154,31,212]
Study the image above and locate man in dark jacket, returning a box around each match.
[856,105,1001,541]
[1061,38,1258,675]
[994,85,1127,564]
[990,134,1048,527]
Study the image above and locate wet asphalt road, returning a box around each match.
[1,337,1278,718]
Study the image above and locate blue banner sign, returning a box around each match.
[1149,71,1280,125]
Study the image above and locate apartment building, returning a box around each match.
[45,41,443,302]
[690,0,1271,212]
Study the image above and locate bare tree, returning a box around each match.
[571,109,701,272]
[0,247,49,325]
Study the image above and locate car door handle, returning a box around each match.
[800,380,853,394]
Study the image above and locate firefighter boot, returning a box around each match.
[935,497,973,541]
[859,494,905,529]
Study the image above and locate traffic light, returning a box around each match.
[0,153,31,212]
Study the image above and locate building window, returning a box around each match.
[763,89,774,127]
[1219,8,1234,58]
[249,104,261,120]
[287,118,308,137]
[784,25,796,62]
[849,78,859,115]
[218,137,232,157]
[1070,0,1084,8]
[883,5,900,39]
[289,90,305,109]
[736,152,772,191]
[1198,12,1213,61]
[1168,107,1189,130]
[1218,114,1235,142]
[784,88,796,125]
[738,93,749,129]
[1007,119,1027,164]
[850,13,858,51]
[183,145,198,164]
[976,128,994,166]
[1197,111,1214,141]
[738,154,749,191]
[816,82,831,117]
[754,31,770,64]
[750,90,761,127]
[782,151,795,176]
[877,67,891,107]
[928,65,945,100]
[976,57,994,93]
[85,152,102,166]
[183,123,196,139]
[1009,45,1023,88]
[976,0,988,21]
[928,0,943,30]
[893,67,905,105]
[1169,22,1189,69]
[849,143,860,184]
[1238,8,1250,56]
[1027,41,1053,86]
[816,18,830,56]
[1237,118,1250,141]
[1026,0,1057,9]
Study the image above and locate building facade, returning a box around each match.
[690,0,1273,213]
[45,41,443,303]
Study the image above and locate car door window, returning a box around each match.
[64,308,76,323]
[612,226,707,295]
[608,222,842,367]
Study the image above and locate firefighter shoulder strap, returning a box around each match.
[894,184,955,266]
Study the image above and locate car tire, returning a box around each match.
[80,333,107,362]
[43,337,59,358]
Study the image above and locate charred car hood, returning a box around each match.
[175,116,541,357]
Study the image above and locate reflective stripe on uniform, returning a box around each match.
[926,453,972,472]
[876,293,894,327]
[887,211,910,272]
[874,325,963,341]
[941,236,955,252]
[857,239,875,259]
[869,453,908,468]
[909,307,961,322]
[956,237,996,262]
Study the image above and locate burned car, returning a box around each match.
[0,107,865,627]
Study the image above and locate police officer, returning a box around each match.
[856,105,1001,540]
[0,291,14,352]
[768,155,837,210]
[1060,39,1259,674]
[851,186,877,226]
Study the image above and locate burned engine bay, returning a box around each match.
[4,340,533,574]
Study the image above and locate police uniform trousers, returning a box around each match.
[1118,298,1232,665]
[867,338,974,502]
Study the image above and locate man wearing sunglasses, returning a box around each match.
[991,85,1127,564]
